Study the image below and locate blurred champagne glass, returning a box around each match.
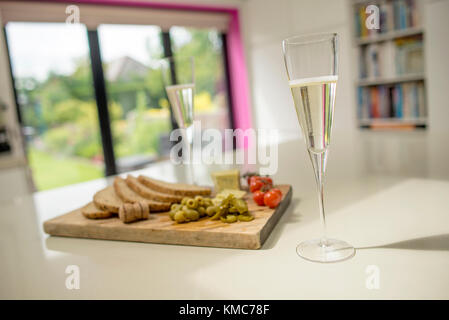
[160,56,196,184]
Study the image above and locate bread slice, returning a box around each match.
[81,202,113,219]
[93,186,123,213]
[125,175,183,203]
[113,177,171,212]
[137,175,211,197]
[119,202,150,223]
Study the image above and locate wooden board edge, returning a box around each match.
[44,223,261,250]
[43,205,89,234]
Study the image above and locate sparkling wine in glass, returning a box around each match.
[282,33,355,263]
[160,56,196,184]
[165,83,195,129]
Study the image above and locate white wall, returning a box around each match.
[241,0,449,179]
[425,0,449,178]
[425,0,449,134]
[242,0,357,140]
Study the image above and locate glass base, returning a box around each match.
[296,238,355,263]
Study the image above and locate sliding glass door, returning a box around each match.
[170,27,231,132]
[98,24,172,172]
[5,22,234,191]
[5,23,104,190]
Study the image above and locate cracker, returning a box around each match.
[81,202,113,219]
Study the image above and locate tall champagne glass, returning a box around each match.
[282,33,355,263]
[160,56,196,184]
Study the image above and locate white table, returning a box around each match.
[1,138,448,299]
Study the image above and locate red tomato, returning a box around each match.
[260,177,273,186]
[243,172,258,185]
[253,190,266,206]
[248,176,260,185]
[249,179,264,193]
[249,176,273,191]
[264,189,282,209]
[270,188,282,198]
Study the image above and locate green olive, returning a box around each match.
[169,210,176,220]
[181,197,189,205]
[197,206,206,217]
[238,214,254,222]
[170,204,181,212]
[186,198,198,209]
[226,215,237,223]
[184,209,200,221]
[203,198,213,207]
[194,196,206,206]
[206,206,217,217]
[174,211,186,223]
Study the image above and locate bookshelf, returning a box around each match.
[357,73,424,86]
[355,27,423,45]
[352,0,427,130]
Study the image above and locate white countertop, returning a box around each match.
[1,137,449,299]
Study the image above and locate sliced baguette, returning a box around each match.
[81,202,113,219]
[113,177,171,212]
[93,186,123,213]
[125,175,183,203]
[137,175,211,197]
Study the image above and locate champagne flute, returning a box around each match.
[282,33,355,263]
[160,56,196,184]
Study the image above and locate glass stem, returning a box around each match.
[183,125,196,185]
[308,149,328,247]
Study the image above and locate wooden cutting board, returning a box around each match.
[43,185,292,249]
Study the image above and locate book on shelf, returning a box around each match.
[358,82,425,121]
[354,0,421,38]
[379,1,394,33]
[359,36,423,79]
[394,37,424,75]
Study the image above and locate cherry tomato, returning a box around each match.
[249,179,264,193]
[261,177,273,186]
[264,189,282,209]
[249,176,260,185]
[270,188,282,198]
[253,190,266,206]
[243,172,258,185]
[249,176,273,190]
